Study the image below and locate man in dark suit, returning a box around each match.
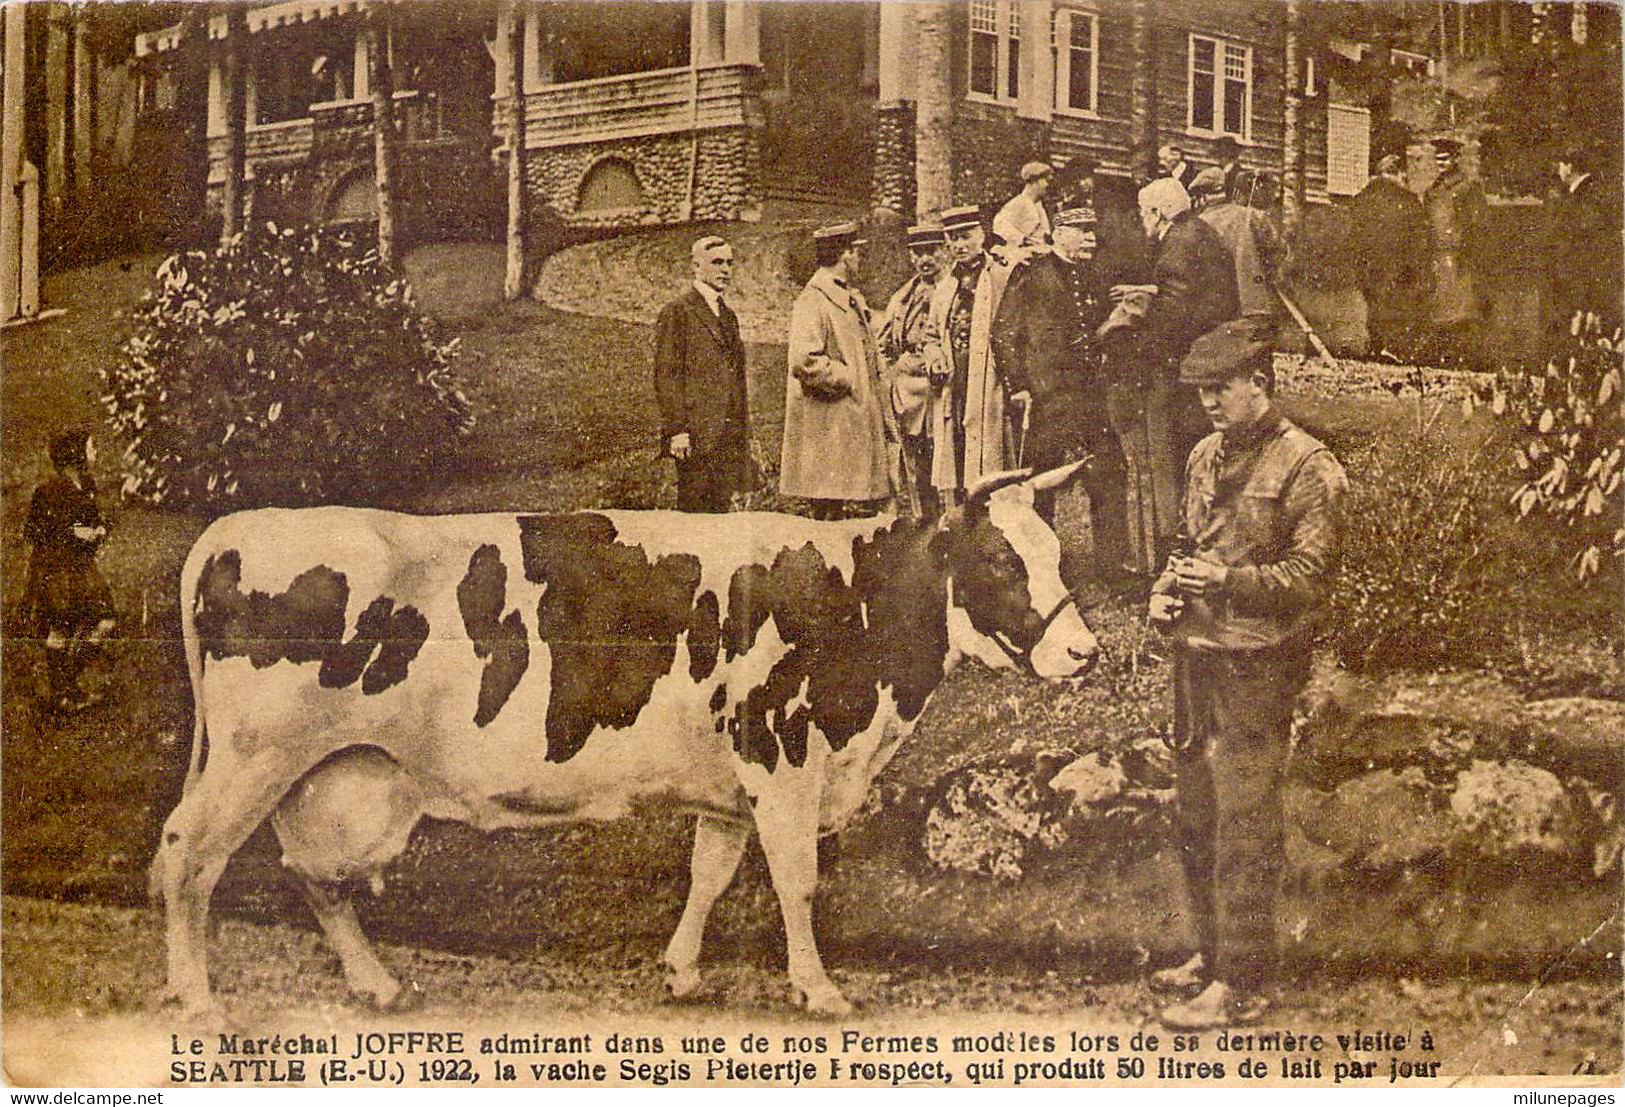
[654,236,752,512]
[1113,176,1240,566]
[1349,154,1429,361]
[1547,144,1623,346]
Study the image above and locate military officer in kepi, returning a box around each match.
[991,204,1131,583]
[878,222,948,518]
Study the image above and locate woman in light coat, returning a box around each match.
[779,224,895,517]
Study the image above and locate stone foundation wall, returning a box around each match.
[524,125,764,228]
[872,102,916,216]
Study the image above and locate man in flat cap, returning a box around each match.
[1422,136,1488,367]
[993,161,1055,255]
[1196,168,1284,338]
[879,223,948,517]
[654,235,752,512]
[780,222,895,519]
[991,204,1129,578]
[924,205,1016,498]
[1147,320,1347,1030]
[1349,153,1428,361]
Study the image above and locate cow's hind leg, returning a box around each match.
[750,773,852,1017]
[155,750,314,1013]
[662,815,748,1001]
[271,746,426,1011]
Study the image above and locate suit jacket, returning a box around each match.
[923,257,1015,491]
[1200,201,1283,318]
[653,287,750,468]
[1144,210,1240,371]
[1348,176,1429,305]
[990,251,1108,402]
[1423,168,1488,325]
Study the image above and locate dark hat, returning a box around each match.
[1020,161,1054,182]
[49,428,90,470]
[1213,135,1243,157]
[940,205,984,232]
[1053,204,1097,229]
[1179,320,1272,386]
[1188,166,1228,197]
[1432,137,1463,156]
[812,221,865,246]
[905,222,946,247]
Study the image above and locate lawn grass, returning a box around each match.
[1,236,1616,952]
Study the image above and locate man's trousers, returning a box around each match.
[1171,645,1310,993]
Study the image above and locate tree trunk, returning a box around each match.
[502,0,528,302]
[219,5,248,245]
[368,1,399,270]
[1280,0,1304,241]
[913,0,953,218]
[1128,0,1156,183]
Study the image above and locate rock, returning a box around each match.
[1296,767,1452,869]
[1449,759,1587,862]
[1051,752,1127,810]
[1522,697,1625,789]
[922,762,1063,880]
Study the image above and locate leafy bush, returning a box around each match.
[101,224,472,509]
[1328,435,1508,673]
[1469,315,1624,579]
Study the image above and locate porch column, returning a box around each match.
[877,1,916,104]
[72,18,94,185]
[1016,0,1053,121]
[3,1,30,321]
[523,2,554,86]
[45,8,70,206]
[722,0,759,66]
[353,31,369,99]
[207,56,226,136]
[691,0,725,65]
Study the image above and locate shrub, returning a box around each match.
[101,224,472,510]
[1328,435,1509,673]
[1469,316,1624,580]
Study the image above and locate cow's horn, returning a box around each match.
[1026,456,1092,493]
[966,468,1034,503]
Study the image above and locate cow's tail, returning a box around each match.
[176,534,214,796]
[152,535,214,908]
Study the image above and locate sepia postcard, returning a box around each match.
[2,0,1621,1091]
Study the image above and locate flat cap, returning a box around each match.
[905,222,946,247]
[1179,319,1272,386]
[1188,166,1228,197]
[1053,204,1097,229]
[940,205,984,231]
[812,221,865,245]
[1432,137,1463,155]
[1020,161,1054,182]
[1213,135,1243,157]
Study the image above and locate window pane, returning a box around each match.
[1192,71,1215,130]
[1007,37,1020,98]
[1223,42,1247,81]
[971,0,998,33]
[971,31,997,95]
[1193,36,1215,74]
[1223,77,1246,134]
[1069,17,1093,110]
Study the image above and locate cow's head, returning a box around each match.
[933,462,1100,679]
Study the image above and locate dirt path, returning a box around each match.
[3,896,1618,1088]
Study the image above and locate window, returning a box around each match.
[1188,33,1251,138]
[1053,8,1098,114]
[969,0,1020,102]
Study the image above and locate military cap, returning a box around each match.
[1213,135,1244,158]
[1188,166,1228,197]
[1053,204,1097,229]
[905,222,946,248]
[940,205,984,232]
[1432,137,1463,156]
[812,221,865,246]
[1179,319,1272,386]
[1020,161,1054,182]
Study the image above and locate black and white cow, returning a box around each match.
[151,465,1098,1015]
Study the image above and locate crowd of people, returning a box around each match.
[652,145,1356,1029]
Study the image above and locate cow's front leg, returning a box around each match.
[751,771,851,1017]
[662,815,748,1001]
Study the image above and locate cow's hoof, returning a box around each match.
[374,982,425,1014]
[792,985,853,1019]
[662,964,702,1002]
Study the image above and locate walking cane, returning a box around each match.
[1278,288,1340,371]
